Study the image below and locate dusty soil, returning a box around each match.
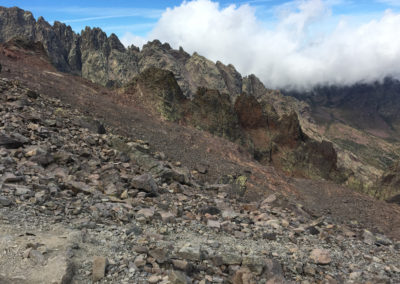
[1,43,399,241]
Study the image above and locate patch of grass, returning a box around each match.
[333,138,397,169]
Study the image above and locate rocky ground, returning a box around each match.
[1,79,400,284]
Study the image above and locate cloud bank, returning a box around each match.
[126,0,400,90]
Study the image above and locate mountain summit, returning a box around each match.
[0,6,264,98]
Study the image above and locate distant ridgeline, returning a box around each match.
[0,6,267,98]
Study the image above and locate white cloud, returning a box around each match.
[124,0,400,89]
[120,32,147,48]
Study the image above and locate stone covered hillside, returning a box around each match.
[1,78,400,283]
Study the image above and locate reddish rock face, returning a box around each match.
[122,67,341,181]
[380,161,400,201]
[235,93,267,129]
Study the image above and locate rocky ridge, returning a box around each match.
[123,68,343,183]
[0,6,373,189]
[0,6,253,98]
[1,78,400,284]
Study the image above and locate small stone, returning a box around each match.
[222,209,238,219]
[133,246,148,254]
[362,230,376,245]
[30,152,54,167]
[149,275,161,283]
[2,173,24,183]
[134,254,146,267]
[196,165,207,174]
[0,134,25,149]
[349,271,362,280]
[263,232,277,241]
[266,220,281,230]
[310,249,331,265]
[169,270,188,284]
[262,194,277,204]
[232,267,256,284]
[207,220,221,229]
[160,211,175,223]
[131,174,158,193]
[120,190,128,199]
[293,227,305,234]
[97,124,106,134]
[200,206,221,215]
[126,225,143,236]
[25,148,38,157]
[65,181,92,195]
[375,235,392,246]
[25,89,39,99]
[281,219,289,227]
[23,247,32,258]
[213,276,224,283]
[304,264,316,276]
[172,259,189,271]
[220,252,242,265]
[177,243,202,261]
[391,265,400,273]
[0,196,12,207]
[307,226,320,235]
[137,208,155,220]
[149,247,168,264]
[14,185,32,196]
[105,183,118,196]
[92,256,108,282]
[342,227,356,238]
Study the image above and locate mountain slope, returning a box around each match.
[2,5,400,200]
[282,80,400,199]
[0,6,346,183]
[2,29,400,240]
[1,75,399,284]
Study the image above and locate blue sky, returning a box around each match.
[2,0,400,88]
[2,0,399,38]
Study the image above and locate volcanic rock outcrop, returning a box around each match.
[124,67,342,181]
[282,77,400,199]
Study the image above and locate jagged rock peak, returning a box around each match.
[142,39,172,51]
[0,6,275,100]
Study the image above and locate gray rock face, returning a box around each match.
[242,74,268,99]
[0,6,267,98]
[0,7,35,43]
[216,61,243,100]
